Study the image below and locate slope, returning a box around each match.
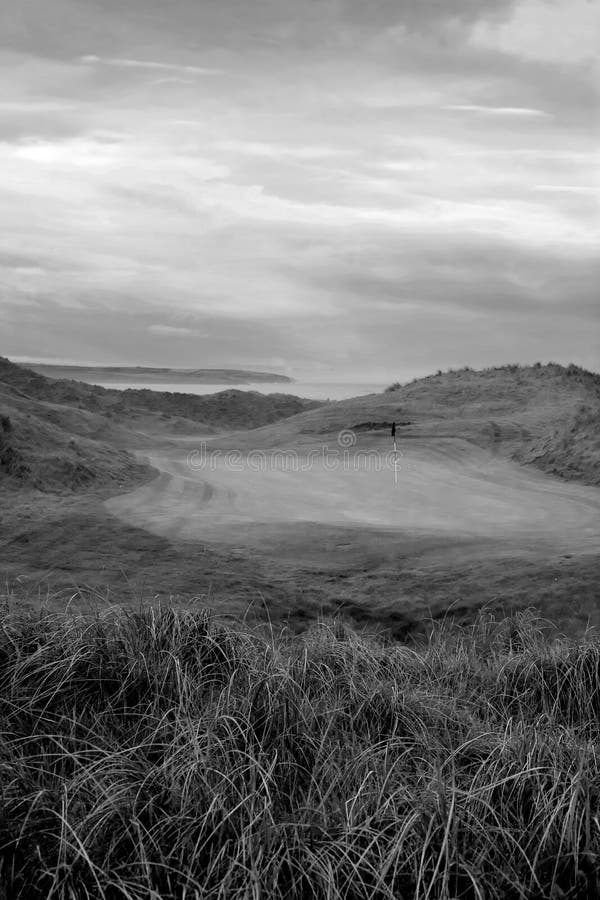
[1,357,320,430]
[0,356,322,491]
[0,383,150,491]
[217,363,600,485]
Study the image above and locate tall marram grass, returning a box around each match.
[0,605,599,899]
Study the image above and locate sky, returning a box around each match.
[0,0,598,381]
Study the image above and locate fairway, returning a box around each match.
[105,437,600,559]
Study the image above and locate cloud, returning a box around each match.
[380,160,432,172]
[444,104,550,117]
[147,324,197,337]
[79,55,220,76]
[4,134,229,180]
[215,140,348,161]
[534,185,600,194]
[0,100,75,113]
[151,77,195,86]
[13,137,123,167]
[470,0,600,65]
[0,0,598,376]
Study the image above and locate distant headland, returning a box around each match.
[22,364,294,385]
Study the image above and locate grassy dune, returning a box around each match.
[386,363,600,485]
[0,356,318,433]
[234,361,600,485]
[0,603,599,899]
[0,355,319,491]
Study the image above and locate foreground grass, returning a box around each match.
[0,606,599,898]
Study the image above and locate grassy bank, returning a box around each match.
[0,604,598,899]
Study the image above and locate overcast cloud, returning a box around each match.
[0,0,598,379]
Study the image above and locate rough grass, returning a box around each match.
[0,603,598,898]
[346,362,600,485]
[0,356,320,431]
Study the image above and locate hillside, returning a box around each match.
[0,357,320,491]
[1,360,599,646]
[0,357,319,430]
[3,357,596,493]
[0,384,150,491]
[25,363,293,384]
[230,363,600,485]
[390,363,600,484]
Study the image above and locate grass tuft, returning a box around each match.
[0,604,599,898]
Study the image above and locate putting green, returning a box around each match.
[105,437,600,558]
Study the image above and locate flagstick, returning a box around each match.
[393,439,398,484]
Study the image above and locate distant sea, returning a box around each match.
[93,381,388,401]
